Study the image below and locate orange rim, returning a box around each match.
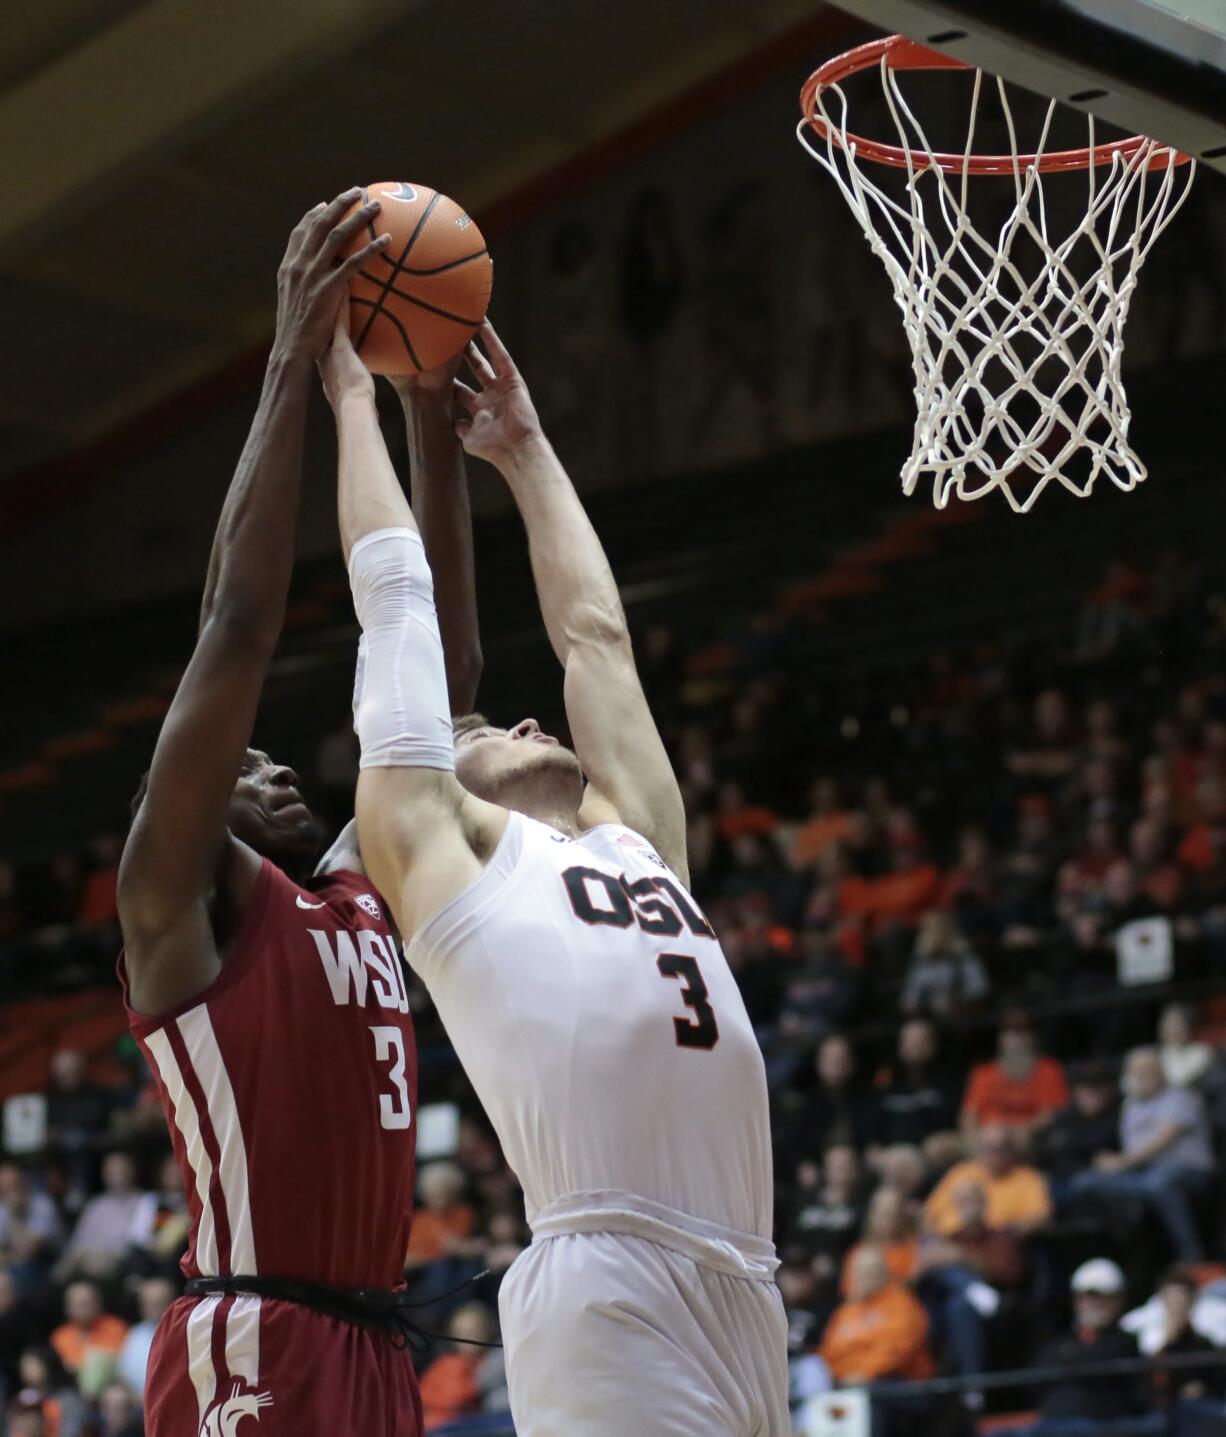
[800,34,1192,175]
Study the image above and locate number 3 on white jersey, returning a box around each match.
[370,1025,412,1130]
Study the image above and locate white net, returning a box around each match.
[797,56,1196,512]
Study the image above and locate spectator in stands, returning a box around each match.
[777,1247,825,1356]
[0,1270,39,1398]
[116,1276,176,1398]
[1035,1259,1148,1425]
[786,1147,865,1282]
[481,1209,526,1287]
[791,778,853,871]
[877,1145,928,1206]
[1073,1046,1214,1260]
[1145,1268,1225,1403]
[15,1345,85,1436]
[1056,816,1123,923]
[1035,1061,1120,1203]
[405,1162,479,1270]
[53,1152,156,1283]
[817,1247,933,1386]
[1075,560,1152,662]
[0,1164,63,1290]
[899,912,989,1021]
[872,1018,962,1163]
[925,1125,1052,1238]
[1007,689,1078,787]
[49,1281,127,1379]
[940,827,1000,943]
[7,1390,48,1437]
[147,1154,190,1272]
[773,928,858,1052]
[76,836,121,930]
[96,1380,143,1437]
[996,796,1060,944]
[782,1035,879,1167]
[44,1051,116,1208]
[1123,1266,1226,1356]
[419,1303,507,1431]
[915,1178,1024,1384]
[1157,1002,1212,1089]
[840,1187,918,1294]
[961,1011,1069,1146]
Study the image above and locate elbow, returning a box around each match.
[203,603,281,656]
[566,599,630,654]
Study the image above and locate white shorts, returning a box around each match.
[498,1194,789,1437]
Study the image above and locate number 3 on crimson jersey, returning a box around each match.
[370,1025,413,1129]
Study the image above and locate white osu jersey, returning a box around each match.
[407,812,774,1240]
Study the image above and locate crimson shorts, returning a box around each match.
[145,1295,421,1436]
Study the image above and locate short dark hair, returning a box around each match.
[452,712,490,740]
[1160,1265,1199,1295]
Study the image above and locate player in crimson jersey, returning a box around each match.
[117,193,481,1437]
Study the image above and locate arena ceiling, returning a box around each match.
[0,0,844,535]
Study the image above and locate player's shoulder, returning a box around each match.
[299,868,392,928]
[576,821,672,875]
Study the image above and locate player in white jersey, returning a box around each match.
[319,310,788,1436]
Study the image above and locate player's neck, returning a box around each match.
[511,799,583,838]
[490,771,583,837]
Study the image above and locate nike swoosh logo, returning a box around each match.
[296,895,326,910]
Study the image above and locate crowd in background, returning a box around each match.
[3,547,1226,1434]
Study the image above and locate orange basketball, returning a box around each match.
[341,181,492,376]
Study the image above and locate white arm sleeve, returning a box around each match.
[348,526,455,772]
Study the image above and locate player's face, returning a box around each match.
[227,749,322,864]
[454,718,584,803]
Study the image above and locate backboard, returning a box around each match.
[829,0,1226,174]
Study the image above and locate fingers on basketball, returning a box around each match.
[339,182,493,378]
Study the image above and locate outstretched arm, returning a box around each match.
[456,322,687,883]
[319,318,503,940]
[392,365,482,714]
[315,359,483,882]
[118,192,388,1015]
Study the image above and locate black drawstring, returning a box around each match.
[394,1267,503,1351]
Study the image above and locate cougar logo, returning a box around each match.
[200,1383,273,1437]
[354,892,381,919]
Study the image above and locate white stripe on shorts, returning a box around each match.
[185,1295,221,1426]
[144,1027,219,1276]
[225,1294,262,1387]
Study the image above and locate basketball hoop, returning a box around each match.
[797,35,1196,512]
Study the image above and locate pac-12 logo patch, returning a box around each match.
[354,893,382,920]
[200,1383,273,1437]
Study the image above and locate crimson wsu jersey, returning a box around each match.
[121,861,417,1292]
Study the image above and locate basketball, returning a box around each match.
[341,181,492,376]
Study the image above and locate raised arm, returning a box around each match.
[118,192,388,1014]
[392,364,482,714]
[456,322,687,882]
[315,359,483,884]
[319,316,504,940]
